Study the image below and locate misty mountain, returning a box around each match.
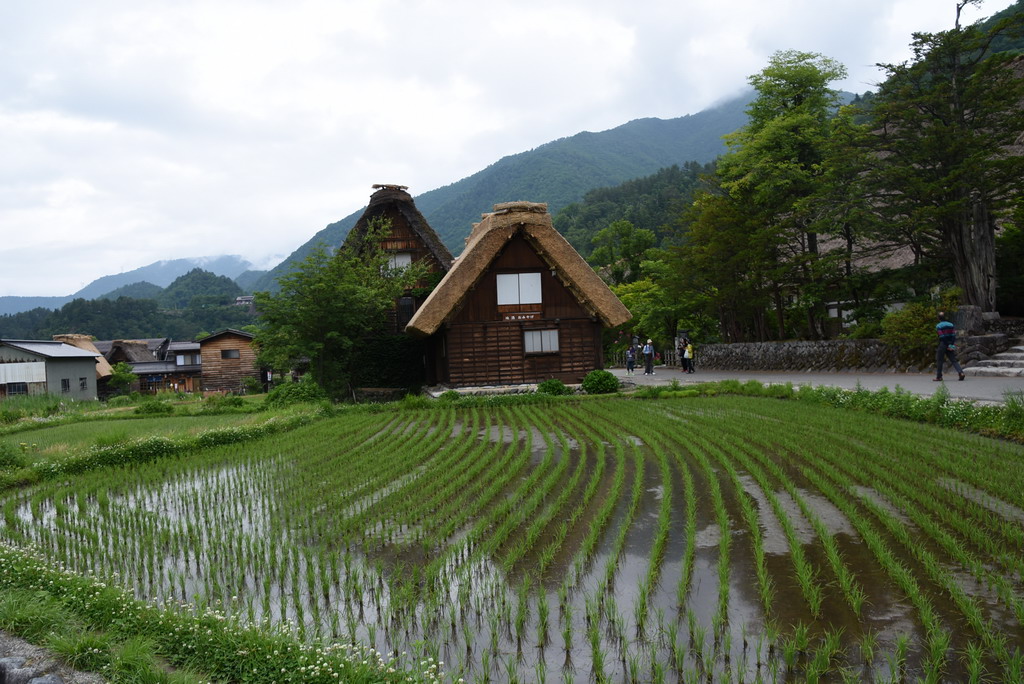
[73,255,253,299]
[249,92,753,292]
[0,255,255,316]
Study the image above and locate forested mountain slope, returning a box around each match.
[249,93,751,292]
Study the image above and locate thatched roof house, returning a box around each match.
[344,184,454,332]
[52,334,112,378]
[345,184,453,272]
[406,201,631,387]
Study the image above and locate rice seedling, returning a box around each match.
[0,395,1019,682]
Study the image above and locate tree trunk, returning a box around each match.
[947,199,997,311]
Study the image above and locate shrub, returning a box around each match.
[581,369,619,395]
[242,376,265,395]
[203,394,245,409]
[880,301,936,364]
[134,401,175,415]
[265,375,327,407]
[537,378,571,396]
[0,443,26,470]
[106,395,134,408]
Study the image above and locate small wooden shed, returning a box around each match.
[198,329,259,393]
[405,202,631,387]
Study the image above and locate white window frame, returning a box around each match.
[497,272,542,306]
[389,252,413,269]
[524,329,559,354]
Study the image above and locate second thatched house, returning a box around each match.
[405,201,631,387]
[344,184,453,332]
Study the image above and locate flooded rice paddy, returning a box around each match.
[2,396,1023,682]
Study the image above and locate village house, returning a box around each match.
[97,338,197,394]
[344,184,453,332]
[198,329,260,393]
[405,201,631,387]
[0,339,101,400]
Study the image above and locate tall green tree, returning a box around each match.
[864,1,1024,311]
[253,218,423,400]
[685,50,848,339]
[587,220,656,285]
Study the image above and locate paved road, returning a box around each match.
[612,365,1024,404]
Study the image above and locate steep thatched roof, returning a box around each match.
[406,201,631,336]
[107,340,157,363]
[345,185,453,270]
[52,334,112,378]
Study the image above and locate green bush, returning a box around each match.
[880,301,936,364]
[265,375,328,407]
[0,443,27,470]
[106,395,134,408]
[879,289,959,366]
[581,369,620,395]
[203,394,245,409]
[537,378,572,396]
[242,376,265,395]
[134,401,175,416]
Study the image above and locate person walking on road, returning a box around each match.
[642,339,655,375]
[934,311,965,382]
[625,346,636,376]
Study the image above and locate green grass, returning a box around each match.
[0,413,266,461]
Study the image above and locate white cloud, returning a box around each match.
[0,0,1016,296]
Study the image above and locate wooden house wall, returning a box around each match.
[375,206,446,276]
[437,231,604,386]
[199,334,259,393]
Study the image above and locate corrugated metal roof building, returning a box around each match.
[0,339,101,401]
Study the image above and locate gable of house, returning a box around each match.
[198,329,259,393]
[405,202,631,387]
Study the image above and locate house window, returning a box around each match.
[389,252,413,269]
[496,272,542,306]
[176,354,200,366]
[221,349,241,360]
[524,329,559,354]
[61,378,71,393]
[79,377,88,391]
[7,382,28,396]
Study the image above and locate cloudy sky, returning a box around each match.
[0,0,1014,297]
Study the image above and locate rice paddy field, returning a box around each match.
[2,394,1023,682]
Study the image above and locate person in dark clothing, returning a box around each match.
[934,311,965,381]
[642,339,655,375]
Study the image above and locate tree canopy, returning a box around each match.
[253,218,424,400]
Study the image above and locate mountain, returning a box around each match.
[98,281,164,301]
[72,255,253,299]
[250,92,753,292]
[0,255,254,316]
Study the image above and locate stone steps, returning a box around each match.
[963,341,1024,377]
[963,366,1024,377]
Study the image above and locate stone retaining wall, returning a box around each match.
[689,333,1013,373]
[694,339,903,372]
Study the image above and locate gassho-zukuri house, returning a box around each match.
[405,201,631,387]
